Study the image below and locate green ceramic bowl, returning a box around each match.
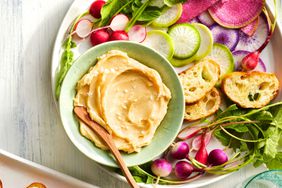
[59,41,184,167]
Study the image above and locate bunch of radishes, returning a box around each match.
[151,127,228,181]
[72,0,147,46]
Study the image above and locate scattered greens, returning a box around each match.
[55,11,88,99]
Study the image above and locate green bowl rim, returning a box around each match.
[59,41,185,167]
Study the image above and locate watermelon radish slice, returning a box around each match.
[176,0,220,23]
[235,14,269,52]
[208,0,264,28]
[197,11,215,27]
[241,17,259,37]
[232,50,266,72]
[210,24,239,51]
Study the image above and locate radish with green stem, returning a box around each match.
[191,131,212,152]
[109,14,129,31]
[232,50,266,72]
[89,0,105,19]
[170,141,190,159]
[194,132,209,165]
[174,161,194,179]
[240,5,277,71]
[90,29,110,46]
[73,19,93,38]
[178,126,201,140]
[208,149,228,166]
[109,30,129,41]
[151,159,172,184]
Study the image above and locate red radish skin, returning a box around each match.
[241,17,259,37]
[178,126,201,140]
[209,0,264,28]
[174,161,194,179]
[170,142,190,159]
[192,131,212,151]
[89,0,105,19]
[151,159,172,177]
[109,30,129,41]
[73,19,93,38]
[128,25,146,43]
[90,29,110,46]
[110,14,129,31]
[241,51,260,71]
[208,149,228,166]
[195,144,208,165]
[177,0,220,23]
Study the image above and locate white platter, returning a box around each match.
[51,0,282,187]
[0,149,97,188]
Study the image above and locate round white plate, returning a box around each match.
[51,0,282,187]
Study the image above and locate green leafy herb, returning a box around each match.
[55,11,88,99]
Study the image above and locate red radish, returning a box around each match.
[178,126,201,140]
[174,161,194,179]
[191,131,212,151]
[208,149,228,166]
[128,25,146,43]
[241,9,277,71]
[151,159,172,177]
[241,17,259,37]
[194,132,209,165]
[177,0,220,23]
[89,0,105,19]
[110,14,129,31]
[73,19,93,38]
[90,29,110,46]
[170,141,190,159]
[109,30,129,41]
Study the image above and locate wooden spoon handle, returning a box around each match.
[74,107,139,188]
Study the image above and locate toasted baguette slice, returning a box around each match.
[185,88,221,121]
[179,58,220,103]
[222,72,279,108]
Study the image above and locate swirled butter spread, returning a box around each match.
[74,50,171,153]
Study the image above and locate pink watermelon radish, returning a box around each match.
[197,11,215,27]
[232,50,266,72]
[209,0,264,28]
[241,17,259,37]
[210,24,239,51]
[235,14,269,52]
[177,0,220,23]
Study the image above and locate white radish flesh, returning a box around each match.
[128,25,147,43]
[74,19,93,38]
[110,14,129,31]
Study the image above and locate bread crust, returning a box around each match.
[179,59,220,104]
[222,71,280,108]
[185,88,221,121]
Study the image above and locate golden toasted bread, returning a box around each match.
[179,59,220,104]
[185,88,221,121]
[222,71,279,108]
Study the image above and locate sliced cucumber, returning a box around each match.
[142,30,174,60]
[168,23,201,59]
[192,23,213,60]
[208,43,234,81]
[152,4,182,27]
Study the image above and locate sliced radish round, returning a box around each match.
[142,30,174,60]
[241,17,259,37]
[128,25,147,43]
[110,14,129,31]
[73,19,93,38]
[177,0,220,23]
[235,14,269,52]
[197,11,215,27]
[232,50,266,72]
[210,24,239,51]
[209,0,264,28]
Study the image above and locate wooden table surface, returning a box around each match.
[0,0,281,187]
